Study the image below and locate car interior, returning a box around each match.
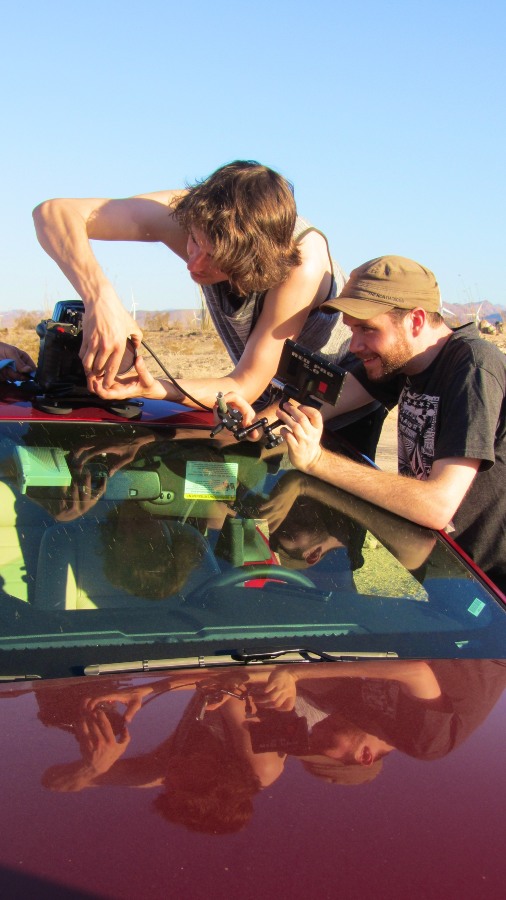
[0,419,505,678]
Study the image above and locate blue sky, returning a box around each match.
[1,0,504,315]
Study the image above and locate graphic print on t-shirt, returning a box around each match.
[398,386,439,480]
[361,679,399,722]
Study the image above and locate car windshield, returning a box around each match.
[0,418,504,678]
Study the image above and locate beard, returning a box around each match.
[310,712,368,762]
[364,332,413,382]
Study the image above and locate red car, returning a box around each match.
[0,322,505,898]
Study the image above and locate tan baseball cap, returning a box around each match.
[322,255,441,319]
[299,754,383,785]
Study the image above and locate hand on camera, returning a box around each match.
[79,295,143,388]
[80,707,130,768]
[83,686,154,723]
[89,354,166,402]
[253,668,297,712]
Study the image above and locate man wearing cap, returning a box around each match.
[227,256,506,591]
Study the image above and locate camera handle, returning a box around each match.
[210,390,322,449]
[210,391,284,448]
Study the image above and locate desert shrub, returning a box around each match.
[144,311,172,331]
[13,312,41,330]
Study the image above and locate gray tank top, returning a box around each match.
[201,216,353,372]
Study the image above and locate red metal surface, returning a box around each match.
[0,387,215,426]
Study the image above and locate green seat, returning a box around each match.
[0,481,52,602]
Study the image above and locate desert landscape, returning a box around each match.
[2,315,505,474]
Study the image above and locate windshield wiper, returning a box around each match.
[0,674,41,682]
[84,648,397,676]
[232,648,399,663]
[85,655,241,676]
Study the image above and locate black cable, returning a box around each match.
[140,339,213,413]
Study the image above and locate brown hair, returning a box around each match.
[172,160,301,295]
[100,508,204,600]
[388,307,445,327]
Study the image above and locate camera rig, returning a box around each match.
[211,339,348,448]
[32,300,142,418]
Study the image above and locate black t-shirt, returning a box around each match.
[302,660,506,761]
[354,324,506,588]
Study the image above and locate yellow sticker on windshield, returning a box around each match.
[184,461,238,501]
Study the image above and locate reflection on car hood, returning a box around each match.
[0,659,505,898]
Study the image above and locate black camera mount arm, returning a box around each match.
[210,391,286,449]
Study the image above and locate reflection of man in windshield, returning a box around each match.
[256,469,436,577]
[269,491,365,574]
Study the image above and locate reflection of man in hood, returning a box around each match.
[257,659,506,774]
[304,707,394,767]
[37,673,281,835]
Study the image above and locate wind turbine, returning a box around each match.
[130,289,138,320]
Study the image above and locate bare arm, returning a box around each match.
[217,230,337,402]
[278,403,480,531]
[92,231,361,409]
[33,192,187,384]
[294,660,442,699]
[247,660,442,705]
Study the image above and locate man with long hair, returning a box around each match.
[32,160,384,456]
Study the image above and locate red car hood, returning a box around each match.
[0,660,505,899]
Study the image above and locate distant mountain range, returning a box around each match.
[0,301,504,330]
[0,309,40,328]
[441,300,505,325]
[0,307,200,329]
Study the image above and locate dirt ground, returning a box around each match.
[4,322,505,475]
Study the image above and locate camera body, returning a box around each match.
[36,301,89,393]
[35,300,135,394]
[248,709,310,755]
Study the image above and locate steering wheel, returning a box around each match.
[194,564,317,591]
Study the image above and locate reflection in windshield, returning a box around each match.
[37,661,506,833]
[0,420,504,665]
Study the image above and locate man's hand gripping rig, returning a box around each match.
[210,340,348,449]
[211,392,284,448]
